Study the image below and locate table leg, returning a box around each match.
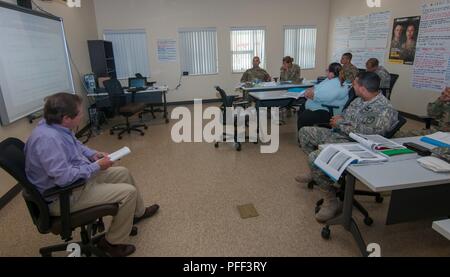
[324,174,369,257]
[163,91,169,123]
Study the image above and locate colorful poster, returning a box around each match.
[389,16,421,65]
[157,39,177,62]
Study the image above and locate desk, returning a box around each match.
[87,86,169,123]
[320,137,450,256]
[433,219,450,240]
[240,81,315,93]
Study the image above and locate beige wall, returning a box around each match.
[328,0,442,115]
[93,0,331,102]
[0,0,98,195]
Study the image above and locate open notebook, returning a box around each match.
[314,143,388,182]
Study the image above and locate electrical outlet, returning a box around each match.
[183,71,189,76]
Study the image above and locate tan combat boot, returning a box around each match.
[315,189,340,223]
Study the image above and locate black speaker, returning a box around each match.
[17,0,32,9]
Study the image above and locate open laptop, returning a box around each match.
[128,77,148,90]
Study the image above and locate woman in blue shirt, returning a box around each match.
[297,63,349,130]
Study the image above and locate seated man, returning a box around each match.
[240,56,271,83]
[397,87,450,137]
[297,72,398,222]
[280,56,302,83]
[25,93,159,257]
[365,58,391,89]
[340,52,359,83]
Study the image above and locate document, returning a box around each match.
[349,133,414,157]
[314,144,388,182]
[421,132,450,148]
[108,147,131,162]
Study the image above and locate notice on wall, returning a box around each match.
[388,16,421,65]
[331,11,391,68]
[412,1,450,91]
[157,39,177,62]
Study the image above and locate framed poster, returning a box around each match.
[389,16,421,65]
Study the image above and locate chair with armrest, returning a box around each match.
[380,73,399,100]
[104,79,148,140]
[214,86,250,151]
[312,114,408,226]
[0,138,119,257]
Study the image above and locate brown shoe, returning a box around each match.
[133,204,160,224]
[97,237,136,257]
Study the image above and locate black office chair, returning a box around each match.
[0,138,119,257]
[214,86,250,151]
[313,114,408,226]
[381,73,399,100]
[104,79,148,140]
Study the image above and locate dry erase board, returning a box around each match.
[0,1,74,125]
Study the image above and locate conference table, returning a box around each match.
[319,137,450,256]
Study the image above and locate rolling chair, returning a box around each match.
[313,114,408,226]
[214,86,250,151]
[103,79,148,140]
[381,73,399,100]
[0,138,119,257]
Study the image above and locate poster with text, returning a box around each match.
[389,16,421,65]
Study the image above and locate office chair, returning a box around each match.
[103,79,148,140]
[0,138,119,257]
[214,86,250,151]
[381,73,399,100]
[313,114,408,226]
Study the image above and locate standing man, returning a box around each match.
[241,56,271,83]
[340,53,359,83]
[297,72,398,222]
[25,93,160,257]
[366,58,391,89]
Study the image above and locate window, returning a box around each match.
[230,27,266,73]
[179,28,218,75]
[284,26,317,69]
[103,29,151,79]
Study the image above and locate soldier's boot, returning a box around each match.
[315,188,340,223]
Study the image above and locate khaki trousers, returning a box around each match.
[49,167,146,244]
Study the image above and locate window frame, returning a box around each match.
[283,25,318,70]
[230,27,267,74]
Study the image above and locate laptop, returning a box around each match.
[128,77,148,90]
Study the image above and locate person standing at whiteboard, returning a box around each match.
[24,93,160,257]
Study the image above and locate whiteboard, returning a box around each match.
[0,2,74,125]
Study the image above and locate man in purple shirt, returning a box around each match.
[25,93,159,257]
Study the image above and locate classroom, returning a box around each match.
[0,0,449,260]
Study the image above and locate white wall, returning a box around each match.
[93,0,331,102]
[328,0,443,116]
[0,0,98,195]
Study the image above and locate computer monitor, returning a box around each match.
[128,77,146,88]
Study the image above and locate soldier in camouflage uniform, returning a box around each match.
[366,58,391,89]
[395,87,450,137]
[341,53,359,82]
[240,56,271,83]
[297,72,399,223]
[280,56,302,83]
